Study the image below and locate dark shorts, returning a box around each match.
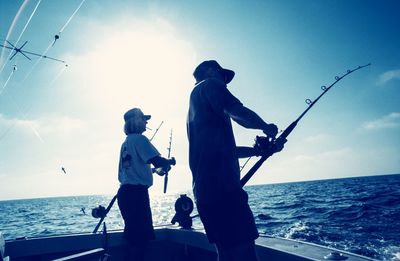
[117,184,155,244]
[196,189,259,249]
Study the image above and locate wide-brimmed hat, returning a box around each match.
[193,60,235,84]
[124,108,151,122]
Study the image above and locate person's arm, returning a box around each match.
[148,156,175,168]
[226,104,278,137]
[148,156,176,176]
[236,146,258,158]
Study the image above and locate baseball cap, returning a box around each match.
[124,108,151,122]
[193,60,235,84]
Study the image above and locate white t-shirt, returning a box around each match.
[118,134,160,186]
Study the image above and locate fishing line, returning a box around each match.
[59,0,86,33]
[0,62,51,145]
[2,0,85,88]
[0,0,29,72]
[0,0,42,74]
[0,113,43,145]
[0,0,85,136]
[0,69,16,95]
[0,1,87,187]
[187,65,372,224]
[240,63,371,186]
[0,94,45,144]
[0,118,15,143]
[19,41,55,85]
[0,94,70,178]
[10,95,44,143]
[47,65,68,88]
[240,156,252,172]
[0,65,66,144]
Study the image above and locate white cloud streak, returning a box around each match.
[377,69,400,86]
[0,113,39,129]
[0,113,86,135]
[303,133,332,144]
[362,112,400,130]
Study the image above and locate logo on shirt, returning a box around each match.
[121,146,132,168]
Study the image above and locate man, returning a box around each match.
[187,60,281,261]
[117,108,175,261]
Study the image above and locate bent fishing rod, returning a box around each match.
[185,63,372,223]
[240,63,371,186]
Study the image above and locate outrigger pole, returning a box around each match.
[0,40,66,64]
[240,63,371,186]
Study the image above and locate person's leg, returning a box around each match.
[215,244,233,261]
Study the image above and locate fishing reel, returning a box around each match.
[253,136,275,156]
[171,194,194,229]
[254,135,286,156]
[91,205,107,219]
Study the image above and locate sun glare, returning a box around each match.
[58,17,197,194]
[70,17,196,122]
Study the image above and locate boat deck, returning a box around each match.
[4,228,378,261]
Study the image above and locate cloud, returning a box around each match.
[37,116,87,135]
[303,133,332,144]
[362,112,400,130]
[293,147,352,163]
[0,113,39,129]
[377,69,400,86]
[0,113,86,137]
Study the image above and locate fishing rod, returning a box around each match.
[186,63,371,223]
[92,195,117,234]
[163,129,173,193]
[240,63,371,186]
[150,121,164,141]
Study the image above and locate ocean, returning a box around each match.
[1,174,399,260]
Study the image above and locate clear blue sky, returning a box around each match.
[0,0,399,200]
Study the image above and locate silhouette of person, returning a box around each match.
[187,60,281,261]
[117,108,175,261]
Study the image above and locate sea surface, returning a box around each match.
[1,174,399,260]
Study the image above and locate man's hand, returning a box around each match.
[169,157,176,166]
[155,166,171,176]
[273,137,286,153]
[263,123,278,138]
[154,157,176,176]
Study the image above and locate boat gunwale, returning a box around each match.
[4,228,379,261]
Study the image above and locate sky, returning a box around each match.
[0,0,399,200]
